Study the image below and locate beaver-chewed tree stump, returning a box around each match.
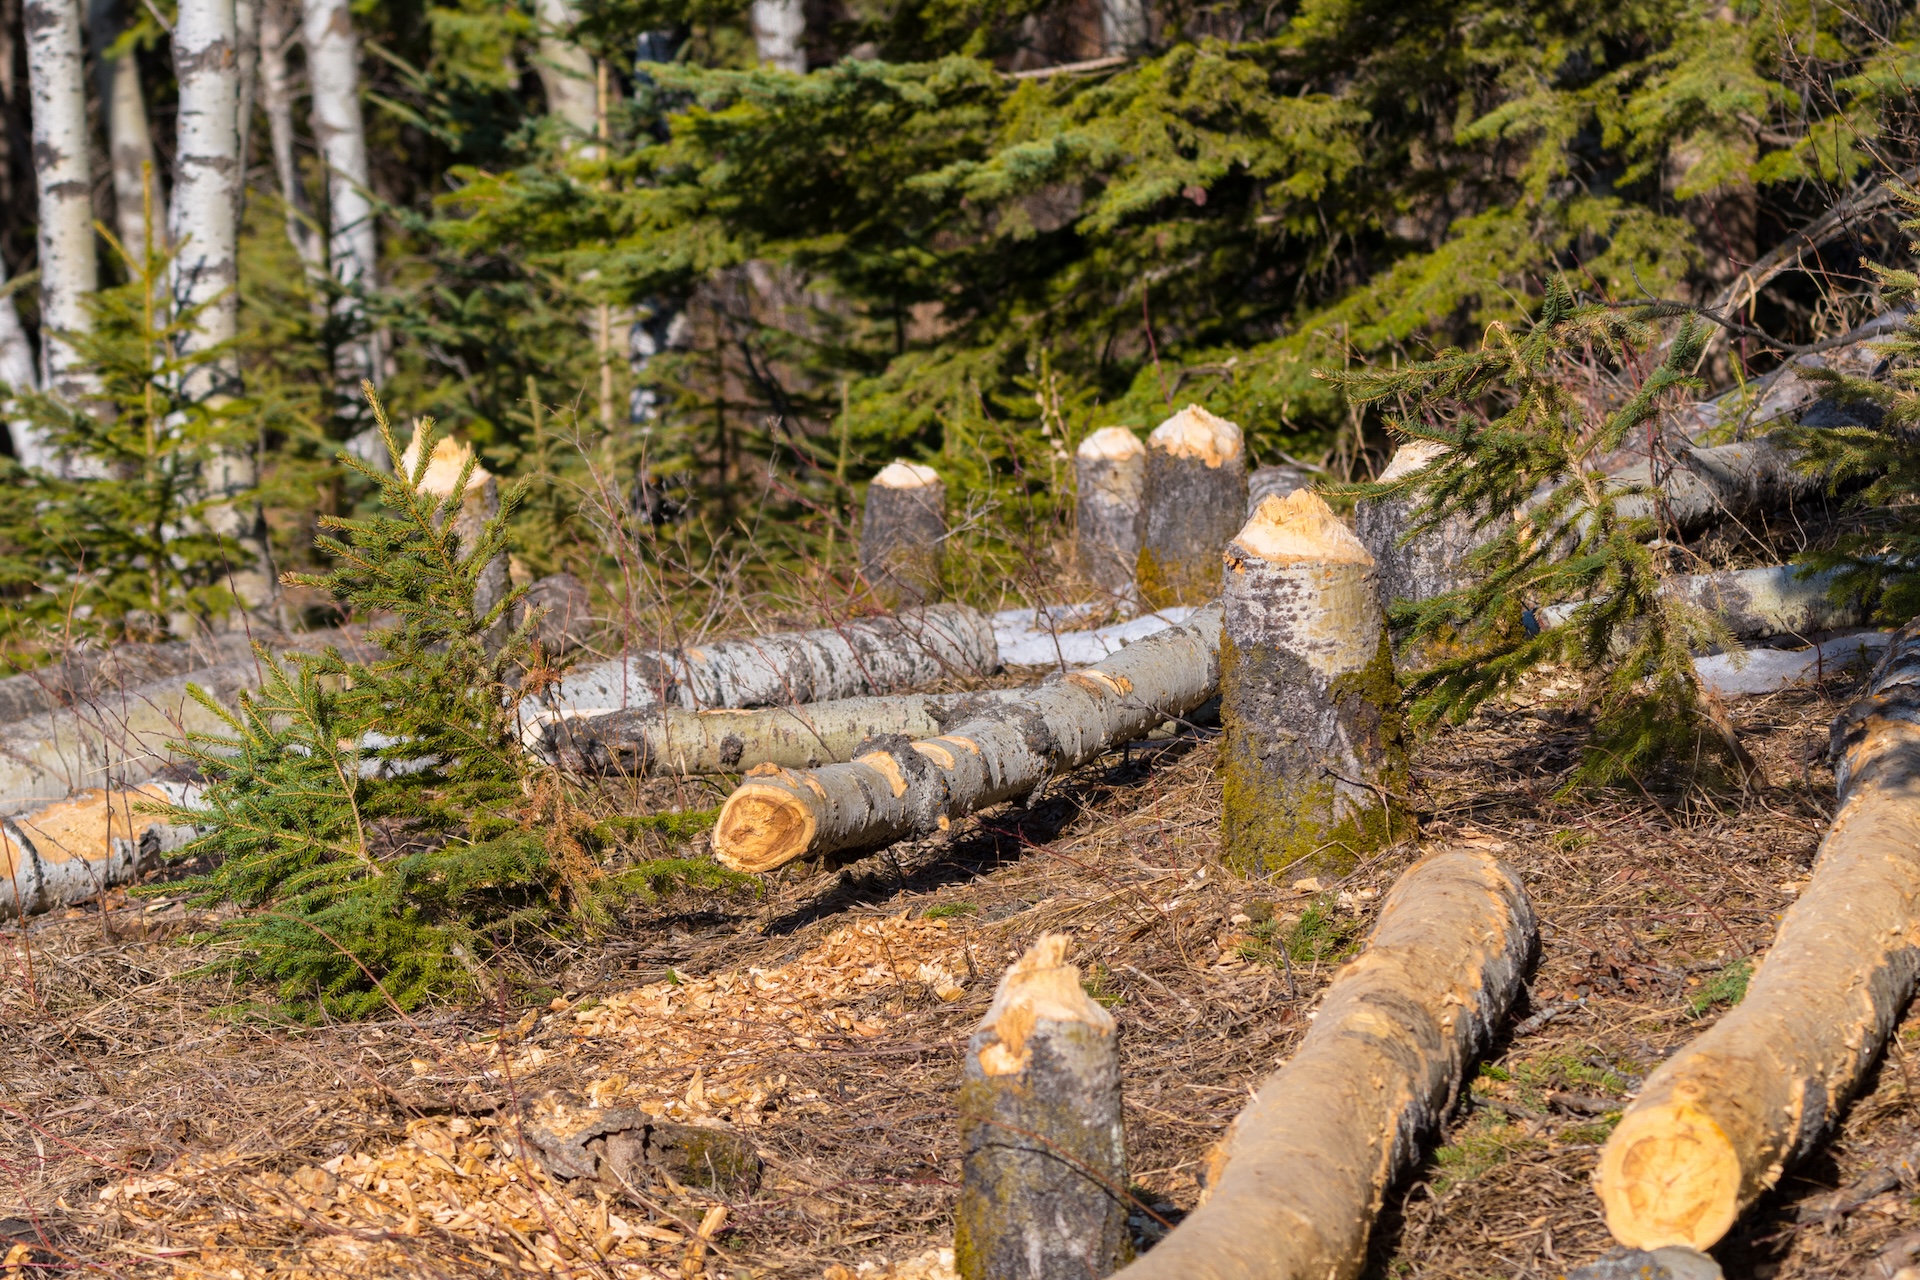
[402,425,510,631]
[955,934,1129,1280]
[861,460,947,606]
[1351,440,1495,611]
[1220,490,1405,880]
[1075,426,1147,604]
[1247,464,1311,513]
[1594,618,1920,1251]
[1138,405,1248,609]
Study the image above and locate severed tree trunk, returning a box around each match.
[26,0,99,418]
[0,252,51,469]
[88,0,167,265]
[541,604,999,716]
[750,0,806,71]
[955,934,1130,1280]
[1352,440,1496,608]
[259,0,321,271]
[2,783,198,919]
[1607,434,1829,535]
[1536,563,1864,643]
[1247,464,1310,514]
[1075,426,1145,605]
[401,426,509,631]
[533,0,598,143]
[861,461,947,607]
[1220,491,1404,880]
[1595,619,1920,1251]
[1109,846,1536,1280]
[711,604,1221,873]
[1137,405,1247,609]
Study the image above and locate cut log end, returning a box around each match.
[974,933,1114,1075]
[712,779,816,873]
[873,459,942,489]
[1378,439,1449,482]
[1232,490,1374,567]
[401,424,491,496]
[1077,425,1145,462]
[1598,1103,1742,1251]
[1148,403,1243,468]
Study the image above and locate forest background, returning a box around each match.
[2,0,1918,659]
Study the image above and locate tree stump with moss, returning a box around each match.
[1220,490,1405,880]
[1137,405,1248,609]
[955,934,1130,1280]
[860,460,947,606]
[1075,426,1146,604]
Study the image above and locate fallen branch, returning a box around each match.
[1595,618,1920,1249]
[710,604,1223,872]
[1108,846,1535,1280]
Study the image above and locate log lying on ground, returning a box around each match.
[2,783,198,919]
[1537,564,1864,641]
[515,571,595,655]
[403,426,509,629]
[1138,405,1248,609]
[1075,427,1147,602]
[711,603,1223,872]
[1694,631,1889,699]
[955,934,1129,1280]
[993,604,1197,667]
[1221,492,1405,880]
[1595,618,1920,1250]
[540,604,999,716]
[1353,441,1501,607]
[861,460,947,606]
[1606,434,1831,535]
[1110,846,1536,1280]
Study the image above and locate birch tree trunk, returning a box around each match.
[26,0,99,414]
[2,783,199,919]
[533,0,598,141]
[88,0,167,265]
[0,253,52,470]
[172,0,242,399]
[259,0,320,270]
[750,0,806,71]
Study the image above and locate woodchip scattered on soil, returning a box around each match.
[4,659,1919,1280]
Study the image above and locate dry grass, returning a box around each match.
[4,658,1918,1279]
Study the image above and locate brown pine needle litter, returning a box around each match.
[6,664,1920,1279]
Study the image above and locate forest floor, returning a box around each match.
[4,658,1919,1280]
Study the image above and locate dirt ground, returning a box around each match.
[4,660,1919,1280]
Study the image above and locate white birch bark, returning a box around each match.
[171,0,242,397]
[25,0,98,409]
[533,0,597,141]
[1,254,53,470]
[88,0,167,265]
[234,0,256,211]
[258,0,320,270]
[750,0,805,72]
[1098,0,1149,55]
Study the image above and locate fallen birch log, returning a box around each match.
[955,934,1129,1280]
[2,783,198,919]
[711,603,1223,872]
[1536,564,1864,641]
[1109,846,1535,1280]
[1595,619,1920,1250]
[1606,434,1831,535]
[993,604,1197,667]
[1221,491,1404,879]
[1138,406,1248,609]
[861,461,947,606]
[1076,427,1147,602]
[539,605,999,716]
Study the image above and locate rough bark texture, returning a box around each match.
[0,252,48,470]
[861,461,947,607]
[1352,441,1497,608]
[1566,1248,1724,1280]
[402,428,508,629]
[2,783,197,919]
[302,0,381,418]
[1075,426,1146,604]
[955,934,1130,1280]
[1221,491,1405,879]
[1537,564,1864,642]
[89,0,166,264]
[533,0,598,141]
[1109,846,1536,1280]
[549,689,1028,776]
[516,571,594,656]
[259,0,320,270]
[544,604,999,716]
[171,0,242,393]
[26,0,98,411]
[1595,619,1920,1250]
[750,0,805,71]
[1138,405,1248,609]
[1247,464,1311,513]
[712,604,1221,872]
[1605,434,1827,535]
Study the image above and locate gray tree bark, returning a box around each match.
[533,0,598,143]
[1352,441,1498,608]
[1109,846,1535,1280]
[1536,564,1865,643]
[955,933,1130,1280]
[711,604,1221,872]
[259,0,321,271]
[1138,405,1247,609]
[0,253,49,469]
[861,460,947,607]
[750,0,806,71]
[88,0,167,265]
[1075,426,1145,605]
[26,0,99,415]
[1220,491,1403,880]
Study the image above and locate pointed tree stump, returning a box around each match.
[1075,427,1146,604]
[1351,440,1494,609]
[1220,490,1405,879]
[861,460,947,606]
[1138,405,1248,609]
[955,934,1130,1280]
[403,427,510,629]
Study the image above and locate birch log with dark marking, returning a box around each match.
[1247,465,1311,513]
[1109,846,1535,1280]
[955,934,1129,1280]
[712,604,1222,872]
[402,427,509,628]
[861,461,947,606]
[1536,564,1864,642]
[2,783,199,919]
[1595,618,1920,1251]
[1352,441,1497,608]
[1138,406,1248,609]
[1075,427,1146,602]
[540,605,998,716]
[1220,492,1405,879]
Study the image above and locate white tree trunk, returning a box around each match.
[533,0,597,140]
[171,0,242,397]
[750,0,806,71]
[89,0,168,266]
[258,0,320,270]
[234,0,257,205]
[25,0,98,411]
[1,254,53,470]
[1098,0,1149,55]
